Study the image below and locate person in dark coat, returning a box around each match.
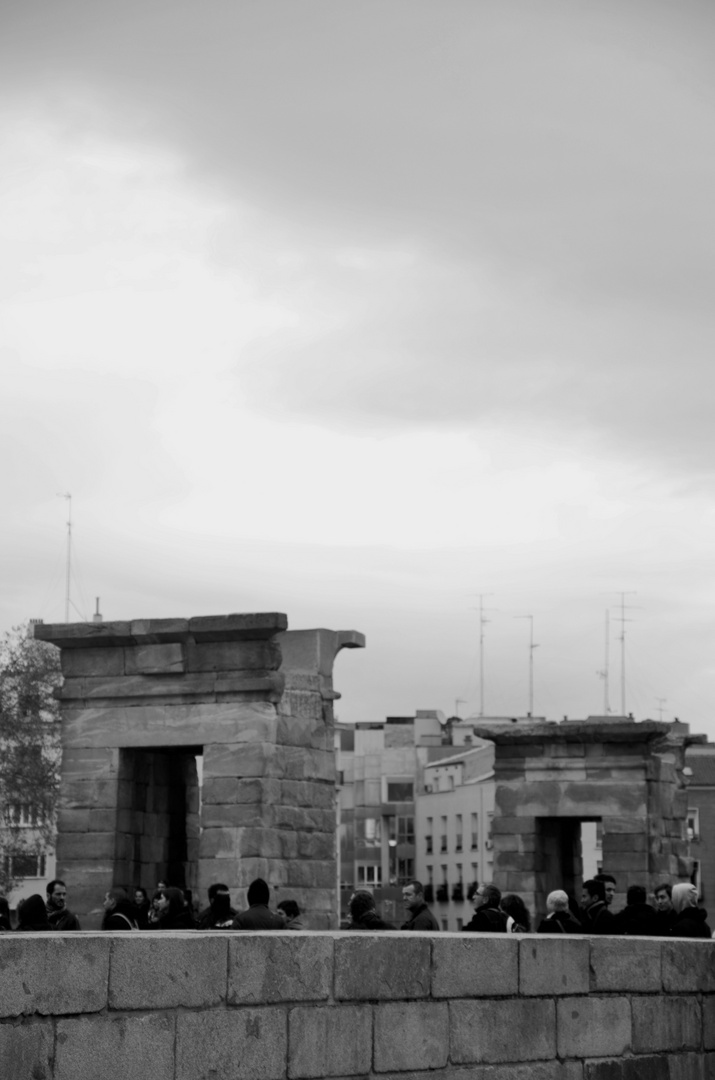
[132,887,151,930]
[538,890,583,934]
[197,883,236,929]
[612,885,658,936]
[652,883,678,935]
[276,899,305,930]
[231,879,284,930]
[102,887,138,930]
[16,894,52,931]
[581,879,616,934]
[348,891,393,930]
[500,893,531,933]
[401,880,440,931]
[463,883,508,932]
[45,879,81,931]
[0,896,12,931]
[153,886,196,930]
[670,883,712,938]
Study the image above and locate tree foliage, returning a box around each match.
[0,624,62,893]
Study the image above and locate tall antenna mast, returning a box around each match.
[615,591,637,715]
[596,609,611,714]
[58,492,72,623]
[471,593,493,717]
[515,614,538,716]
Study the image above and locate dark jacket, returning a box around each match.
[18,894,52,931]
[154,887,196,930]
[653,908,678,936]
[133,900,152,930]
[102,900,139,931]
[197,897,237,930]
[582,900,616,934]
[537,910,583,934]
[401,902,440,931]
[463,905,508,932]
[612,902,658,936]
[231,904,285,930]
[350,909,394,931]
[670,906,712,939]
[47,905,81,931]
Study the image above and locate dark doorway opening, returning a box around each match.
[116,747,202,897]
[535,816,600,919]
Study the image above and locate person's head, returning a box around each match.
[134,887,149,907]
[595,874,616,906]
[671,882,698,913]
[626,885,646,907]
[402,880,425,913]
[18,894,51,929]
[584,879,606,905]
[277,899,300,923]
[500,893,530,931]
[46,880,67,910]
[546,890,569,914]
[350,891,377,922]
[474,883,501,910]
[156,886,186,916]
[103,887,128,912]
[208,883,230,904]
[156,880,168,890]
[247,878,270,907]
[654,883,673,912]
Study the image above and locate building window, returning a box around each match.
[4,803,45,826]
[356,864,382,887]
[471,813,478,850]
[440,918,449,931]
[1,851,46,878]
[397,857,414,881]
[687,809,700,842]
[397,816,414,844]
[440,816,448,853]
[363,818,381,845]
[456,918,463,931]
[455,814,463,852]
[386,780,414,802]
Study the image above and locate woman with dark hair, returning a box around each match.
[154,886,196,930]
[132,887,151,929]
[500,893,531,933]
[102,888,139,930]
[16,894,51,931]
[348,890,393,930]
[0,896,12,931]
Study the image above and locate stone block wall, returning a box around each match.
[1,932,714,1079]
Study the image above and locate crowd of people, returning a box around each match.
[2,871,711,937]
[1,878,304,933]
[346,873,713,938]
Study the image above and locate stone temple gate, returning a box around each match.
[472,717,699,919]
[35,614,364,928]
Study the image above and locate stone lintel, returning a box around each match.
[473,719,685,745]
[34,612,289,649]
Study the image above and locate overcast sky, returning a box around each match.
[2,1,715,736]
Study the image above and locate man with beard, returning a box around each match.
[45,880,81,931]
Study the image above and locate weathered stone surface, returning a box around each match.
[335,936,431,1000]
[520,936,589,996]
[55,1014,175,1080]
[432,935,518,998]
[110,935,227,1009]
[556,997,631,1058]
[590,938,662,993]
[288,1005,372,1078]
[450,998,556,1063]
[175,1007,287,1080]
[0,1018,54,1079]
[374,1001,450,1072]
[61,646,126,677]
[661,940,715,992]
[124,643,186,675]
[631,995,701,1053]
[584,1056,669,1080]
[0,936,109,1018]
[228,934,333,1004]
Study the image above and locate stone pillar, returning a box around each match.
[36,615,364,928]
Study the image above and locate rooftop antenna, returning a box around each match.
[614,591,637,716]
[57,492,72,623]
[596,609,611,714]
[656,697,667,722]
[470,593,493,718]
[514,614,538,716]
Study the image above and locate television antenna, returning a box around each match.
[57,492,72,623]
[514,614,538,716]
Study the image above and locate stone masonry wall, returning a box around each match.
[1,932,714,1080]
